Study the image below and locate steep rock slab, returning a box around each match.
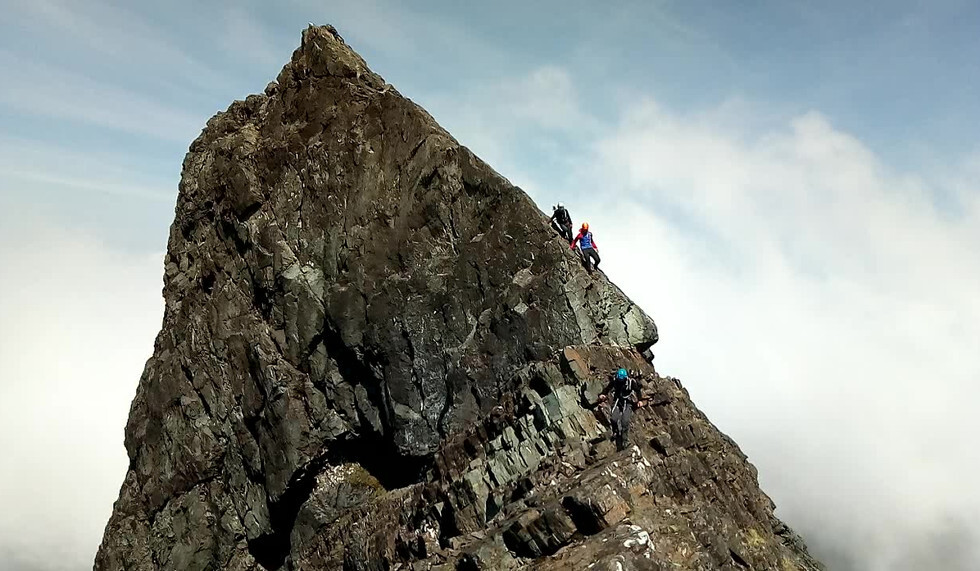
[96,25,819,571]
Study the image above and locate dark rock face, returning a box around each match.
[95,26,822,571]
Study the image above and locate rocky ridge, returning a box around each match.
[95,25,823,571]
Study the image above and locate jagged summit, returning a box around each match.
[96,25,821,571]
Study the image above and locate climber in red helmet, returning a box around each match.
[570,222,600,273]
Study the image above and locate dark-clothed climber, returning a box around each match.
[598,368,643,451]
[549,202,574,243]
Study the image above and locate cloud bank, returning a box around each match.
[0,217,164,569]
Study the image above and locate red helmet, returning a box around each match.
[581,222,589,231]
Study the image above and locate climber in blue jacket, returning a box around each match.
[570,222,600,273]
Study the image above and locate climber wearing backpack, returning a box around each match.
[598,368,643,451]
[570,222,600,273]
[549,203,574,243]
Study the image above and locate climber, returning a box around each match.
[549,202,574,243]
[570,222,600,273]
[598,368,644,451]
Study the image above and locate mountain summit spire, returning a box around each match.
[96,25,820,571]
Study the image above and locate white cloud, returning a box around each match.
[446,66,980,570]
[497,66,598,132]
[0,52,204,142]
[0,137,175,202]
[11,0,232,94]
[0,216,164,570]
[291,0,502,65]
[217,7,292,70]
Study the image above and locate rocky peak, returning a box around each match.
[96,25,821,571]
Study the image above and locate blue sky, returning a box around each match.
[2,0,978,251]
[2,1,979,570]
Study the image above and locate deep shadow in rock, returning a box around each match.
[247,455,329,570]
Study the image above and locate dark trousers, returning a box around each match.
[609,398,633,450]
[553,220,573,242]
[581,247,600,272]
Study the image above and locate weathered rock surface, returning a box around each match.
[96,25,822,571]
